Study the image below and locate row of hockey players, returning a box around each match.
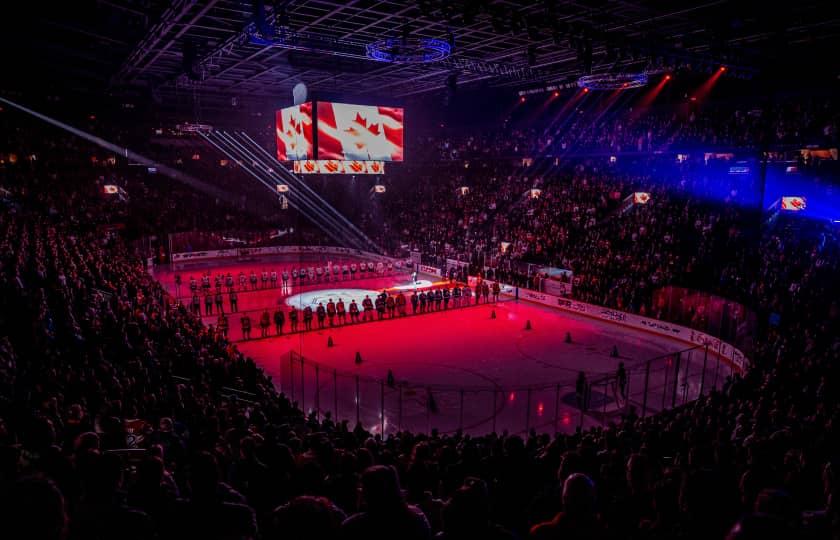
[207,282,502,339]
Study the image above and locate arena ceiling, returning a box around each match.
[3,1,839,105]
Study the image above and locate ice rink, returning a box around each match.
[157,256,734,436]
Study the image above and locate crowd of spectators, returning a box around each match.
[378,96,838,340]
[0,94,839,540]
[420,97,839,159]
[382,154,761,320]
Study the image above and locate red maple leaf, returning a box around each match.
[351,111,382,136]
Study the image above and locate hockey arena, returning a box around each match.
[3,1,838,538]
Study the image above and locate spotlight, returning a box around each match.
[553,91,559,97]
[664,74,671,81]
[719,66,727,72]
[519,96,526,103]
[582,87,589,93]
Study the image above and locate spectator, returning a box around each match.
[342,465,431,540]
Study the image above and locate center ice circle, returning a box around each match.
[285,280,436,310]
[285,288,381,310]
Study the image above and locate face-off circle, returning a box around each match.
[285,279,437,310]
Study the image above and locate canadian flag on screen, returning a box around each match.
[633,192,652,204]
[780,196,807,211]
[317,102,404,161]
[275,103,313,160]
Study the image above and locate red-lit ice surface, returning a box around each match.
[156,260,734,437]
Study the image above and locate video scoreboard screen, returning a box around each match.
[275,101,403,164]
[275,102,314,160]
[316,102,403,162]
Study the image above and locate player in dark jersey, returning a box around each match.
[240,314,252,339]
[289,306,299,332]
[303,306,313,330]
[327,299,336,326]
[316,303,327,329]
[336,298,346,324]
[362,296,374,322]
[273,308,285,335]
[349,299,360,323]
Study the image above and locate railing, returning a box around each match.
[276,343,728,437]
